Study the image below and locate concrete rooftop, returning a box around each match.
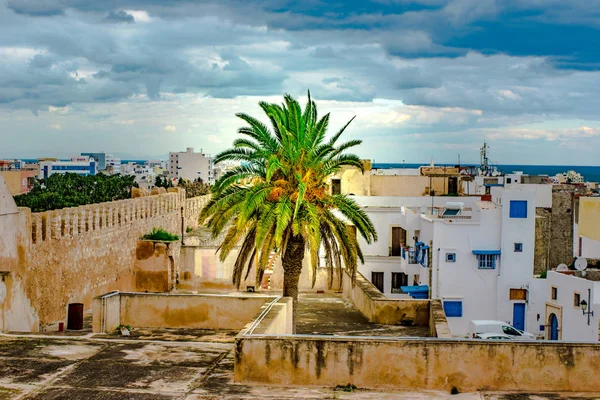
[296,292,430,337]
[1,336,598,399]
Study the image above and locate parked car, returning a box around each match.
[474,333,513,340]
[469,320,536,340]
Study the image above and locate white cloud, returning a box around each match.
[163,125,177,132]
[488,126,600,141]
[125,10,152,22]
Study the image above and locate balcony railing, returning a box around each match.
[401,247,417,264]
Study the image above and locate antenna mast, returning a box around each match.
[480,142,490,175]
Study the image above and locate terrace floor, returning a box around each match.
[296,292,430,337]
[0,336,598,400]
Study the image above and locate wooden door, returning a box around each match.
[391,227,405,256]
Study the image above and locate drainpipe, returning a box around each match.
[436,247,441,299]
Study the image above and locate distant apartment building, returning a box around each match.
[168,148,214,184]
[38,157,97,179]
[330,162,463,197]
[81,152,121,174]
[0,160,36,195]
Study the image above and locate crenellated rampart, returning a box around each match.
[2,189,210,332]
[183,195,210,230]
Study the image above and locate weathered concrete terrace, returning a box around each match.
[1,336,598,400]
[296,292,430,337]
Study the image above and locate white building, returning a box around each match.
[168,148,214,184]
[354,185,544,337]
[38,157,97,179]
[105,154,121,174]
[539,270,600,341]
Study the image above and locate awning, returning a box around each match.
[400,285,429,293]
[472,250,502,255]
[483,183,504,187]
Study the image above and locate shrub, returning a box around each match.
[186,226,193,233]
[142,227,179,241]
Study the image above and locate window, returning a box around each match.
[574,293,581,307]
[507,178,512,184]
[391,272,408,294]
[502,325,522,336]
[442,208,460,216]
[551,286,557,300]
[446,253,456,262]
[371,272,384,293]
[514,243,523,252]
[443,301,463,317]
[331,179,341,195]
[477,254,497,269]
[509,200,528,218]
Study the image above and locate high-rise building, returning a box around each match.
[81,152,121,174]
[168,148,214,184]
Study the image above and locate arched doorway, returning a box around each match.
[548,313,559,340]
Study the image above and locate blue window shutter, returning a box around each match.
[509,200,527,218]
[443,301,463,317]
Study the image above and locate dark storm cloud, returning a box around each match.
[105,10,135,23]
[6,0,65,16]
[1,0,600,118]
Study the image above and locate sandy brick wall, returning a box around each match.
[1,189,210,331]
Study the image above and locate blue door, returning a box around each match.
[549,313,559,340]
[513,303,525,331]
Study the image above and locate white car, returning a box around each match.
[469,320,536,340]
[474,333,513,340]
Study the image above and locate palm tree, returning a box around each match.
[199,92,377,331]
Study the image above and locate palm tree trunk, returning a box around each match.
[282,234,305,333]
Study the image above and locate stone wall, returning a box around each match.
[549,186,575,267]
[184,195,210,230]
[1,184,209,332]
[534,208,551,275]
[24,190,185,329]
[238,297,293,336]
[92,291,275,333]
[235,336,600,392]
[342,270,430,326]
[134,240,181,293]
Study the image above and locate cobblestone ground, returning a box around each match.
[1,337,599,400]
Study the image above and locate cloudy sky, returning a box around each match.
[1,0,600,164]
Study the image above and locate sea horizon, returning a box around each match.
[13,159,600,182]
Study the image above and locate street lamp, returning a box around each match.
[580,288,594,325]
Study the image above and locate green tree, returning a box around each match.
[14,173,138,212]
[199,92,377,331]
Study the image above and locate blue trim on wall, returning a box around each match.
[509,200,528,218]
[472,250,501,255]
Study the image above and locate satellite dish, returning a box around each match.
[575,257,588,271]
[556,263,568,272]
